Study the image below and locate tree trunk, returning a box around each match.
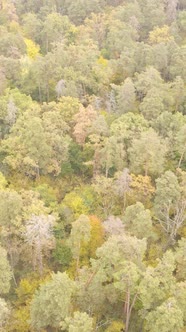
[178,147,186,169]
[124,290,138,332]
[124,290,130,332]
[76,242,81,278]
[144,160,148,177]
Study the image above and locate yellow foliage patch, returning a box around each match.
[149,25,174,44]
[97,55,108,67]
[24,38,40,59]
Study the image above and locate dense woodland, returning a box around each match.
[0,0,186,331]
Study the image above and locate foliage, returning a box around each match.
[0,0,186,330]
[30,272,75,329]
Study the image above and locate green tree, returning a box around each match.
[30,272,75,331]
[99,136,127,177]
[68,214,91,274]
[1,110,51,177]
[96,234,147,332]
[111,77,136,114]
[138,0,166,38]
[22,13,42,44]
[92,175,116,216]
[145,298,183,332]
[0,190,23,270]
[2,106,71,177]
[175,281,186,324]
[0,245,12,294]
[135,67,163,100]
[175,238,186,280]
[41,13,76,52]
[61,311,94,332]
[123,202,153,239]
[139,251,176,312]
[154,171,185,244]
[175,124,186,168]
[129,129,167,177]
[139,87,165,121]
[111,112,148,142]
[0,298,10,331]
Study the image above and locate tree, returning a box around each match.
[65,0,104,25]
[61,311,94,332]
[24,38,40,59]
[127,174,155,207]
[145,298,184,332]
[138,0,166,38]
[73,105,97,145]
[177,10,186,34]
[139,87,165,121]
[76,233,147,331]
[0,172,7,189]
[92,176,116,216]
[105,18,137,58]
[129,129,167,177]
[175,124,186,168]
[30,272,75,330]
[114,168,132,210]
[154,171,181,214]
[169,45,186,82]
[148,25,174,44]
[103,215,124,236]
[99,136,127,177]
[61,191,90,219]
[81,215,104,261]
[5,98,17,127]
[134,42,154,73]
[5,274,44,332]
[175,281,186,324]
[153,111,185,141]
[24,214,55,275]
[68,214,91,275]
[0,190,23,270]
[165,0,179,23]
[22,13,42,44]
[135,67,163,100]
[111,112,148,141]
[41,13,76,52]
[151,42,170,78]
[154,171,185,244]
[1,111,51,177]
[111,77,136,114]
[0,245,12,295]
[56,96,80,124]
[95,234,147,332]
[139,251,176,312]
[171,76,185,113]
[41,103,71,175]
[105,321,124,332]
[2,106,71,177]
[0,298,10,331]
[175,238,186,280]
[84,12,108,49]
[123,202,153,239]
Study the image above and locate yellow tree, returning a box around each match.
[149,25,174,44]
[127,174,155,207]
[24,38,40,59]
[80,215,104,265]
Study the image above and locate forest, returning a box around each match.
[0,0,186,331]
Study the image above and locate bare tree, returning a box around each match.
[158,199,186,246]
[24,214,55,275]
